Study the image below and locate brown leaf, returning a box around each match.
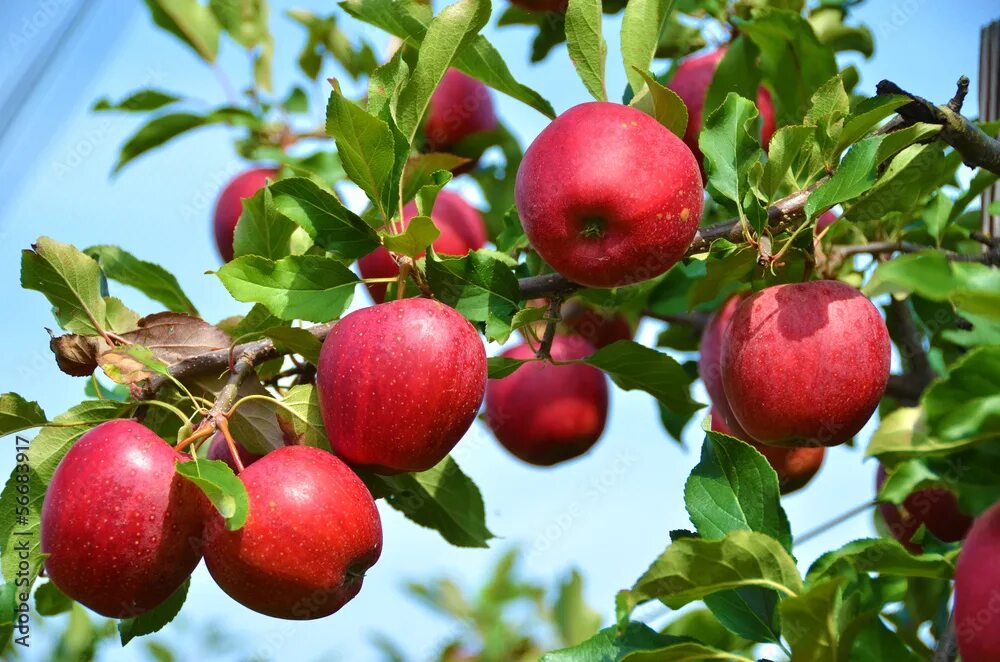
[97,347,155,384]
[120,312,231,366]
[48,331,108,377]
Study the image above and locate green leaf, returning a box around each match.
[618,530,803,618]
[261,327,322,365]
[175,459,249,530]
[630,69,688,138]
[778,579,843,662]
[340,0,555,118]
[92,89,182,112]
[118,578,189,646]
[583,341,702,417]
[565,0,607,101]
[803,74,850,165]
[620,0,675,97]
[806,538,954,583]
[97,344,171,384]
[210,0,269,48]
[21,237,108,335]
[874,122,941,165]
[34,581,72,616]
[215,255,358,323]
[325,89,401,221]
[661,609,754,653]
[541,622,692,662]
[0,401,132,587]
[803,135,884,219]
[367,456,493,548]
[426,249,520,343]
[104,296,141,334]
[836,94,909,153]
[273,384,330,449]
[554,570,602,647]
[685,431,792,550]
[143,0,220,62]
[700,93,767,232]
[84,245,197,314]
[383,216,440,258]
[759,125,817,201]
[865,407,953,458]
[368,47,409,122]
[232,185,302,261]
[702,36,761,126]
[395,0,491,143]
[703,588,781,645]
[0,394,46,438]
[923,346,1000,445]
[487,355,529,378]
[414,170,452,218]
[269,177,379,260]
[402,154,468,203]
[846,144,946,223]
[113,113,203,172]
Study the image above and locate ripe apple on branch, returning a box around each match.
[2,0,1000,660]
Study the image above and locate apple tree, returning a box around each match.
[1,0,999,659]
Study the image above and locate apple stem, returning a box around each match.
[217,416,246,474]
[535,296,563,360]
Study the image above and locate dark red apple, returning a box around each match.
[712,410,824,495]
[213,167,278,262]
[698,295,745,436]
[358,190,487,302]
[317,298,487,473]
[205,431,265,472]
[955,500,1000,662]
[485,335,608,466]
[875,465,972,553]
[203,446,382,620]
[667,46,776,169]
[815,210,839,233]
[561,302,633,349]
[41,419,206,618]
[424,69,497,153]
[721,280,890,447]
[516,102,703,288]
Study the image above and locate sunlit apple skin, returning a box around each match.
[213,167,278,261]
[955,501,1000,662]
[205,431,266,472]
[667,47,776,169]
[561,302,633,349]
[698,295,745,436]
[203,446,382,620]
[712,410,824,495]
[358,190,487,302]
[721,280,890,447]
[486,335,608,466]
[815,210,839,233]
[41,419,206,618]
[424,69,497,153]
[317,298,487,474]
[875,465,971,553]
[516,102,703,288]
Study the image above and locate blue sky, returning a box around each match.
[0,0,997,659]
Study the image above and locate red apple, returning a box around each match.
[875,465,971,553]
[955,500,1000,662]
[516,102,703,288]
[667,46,776,169]
[424,69,497,153]
[213,167,278,262]
[317,298,487,473]
[815,210,839,233]
[41,419,206,618]
[561,302,633,349]
[485,335,608,466]
[203,446,382,620]
[721,280,890,447]
[712,410,824,495]
[698,295,745,436]
[205,431,266,472]
[358,190,487,302]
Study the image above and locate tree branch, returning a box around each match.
[878,77,1000,175]
[830,240,1000,265]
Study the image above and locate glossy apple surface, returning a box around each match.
[721,280,890,447]
[213,167,278,261]
[698,295,745,436]
[486,335,608,466]
[667,47,776,169]
[955,500,1000,662]
[424,69,497,153]
[317,298,487,473]
[203,446,382,620]
[358,190,486,302]
[41,419,206,618]
[516,102,703,288]
[561,302,633,349]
